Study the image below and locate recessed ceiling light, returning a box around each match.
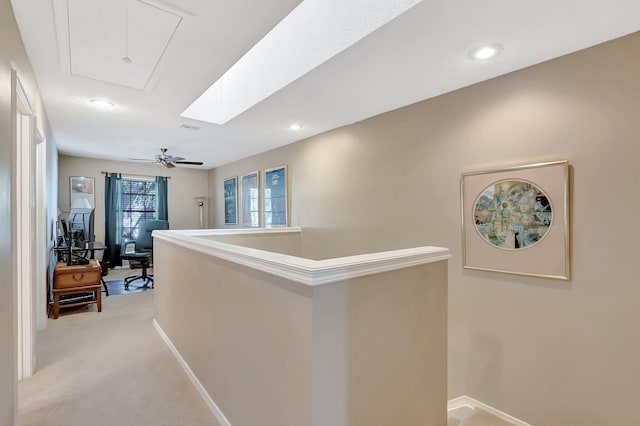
[288,124,302,131]
[469,44,503,60]
[88,99,115,109]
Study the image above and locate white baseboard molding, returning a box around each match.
[153,325,528,426]
[153,319,231,426]
[448,395,531,426]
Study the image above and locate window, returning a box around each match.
[122,178,156,239]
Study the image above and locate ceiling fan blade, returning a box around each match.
[172,156,185,161]
[175,161,204,166]
[164,162,176,168]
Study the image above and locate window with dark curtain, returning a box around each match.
[121,178,157,239]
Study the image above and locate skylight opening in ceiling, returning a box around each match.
[180,0,422,125]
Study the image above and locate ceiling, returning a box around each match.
[11,0,640,169]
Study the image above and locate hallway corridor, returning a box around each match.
[19,291,218,426]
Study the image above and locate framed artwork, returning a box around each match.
[69,176,95,208]
[461,161,569,280]
[240,171,260,227]
[263,165,288,227]
[223,176,238,225]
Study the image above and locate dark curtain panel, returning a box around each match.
[155,176,168,221]
[104,173,123,267]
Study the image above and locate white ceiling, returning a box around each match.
[60,0,182,90]
[10,0,640,169]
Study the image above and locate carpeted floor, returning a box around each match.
[19,291,219,426]
[104,278,153,296]
[103,266,154,296]
[448,408,516,426]
[24,268,513,426]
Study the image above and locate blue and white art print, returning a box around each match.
[223,176,237,225]
[264,165,287,227]
[473,180,552,250]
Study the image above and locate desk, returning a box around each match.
[79,241,107,259]
[54,241,107,261]
[52,260,102,319]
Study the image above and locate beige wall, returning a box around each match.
[312,262,447,426]
[58,155,209,246]
[154,236,447,426]
[0,0,56,423]
[154,238,314,426]
[209,33,640,425]
[199,232,302,256]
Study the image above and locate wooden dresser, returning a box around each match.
[52,260,102,319]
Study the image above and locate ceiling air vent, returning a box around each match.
[179,124,201,130]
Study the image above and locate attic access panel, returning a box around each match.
[64,0,181,90]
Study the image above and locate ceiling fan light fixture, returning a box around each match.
[469,43,503,60]
[149,148,203,168]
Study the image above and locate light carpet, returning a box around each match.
[19,291,219,426]
[21,285,512,426]
[104,278,153,296]
[448,408,516,426]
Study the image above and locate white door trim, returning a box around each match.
[35,120,47,332]
[12,69,36,380]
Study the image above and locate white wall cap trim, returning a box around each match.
[448,395,531,426]
[153,228,451,286]
[153,319,231,426]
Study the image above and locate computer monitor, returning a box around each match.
[67,208,95,244]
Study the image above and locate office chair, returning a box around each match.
[120,219,169,289]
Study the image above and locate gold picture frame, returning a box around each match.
[461,161,570,280]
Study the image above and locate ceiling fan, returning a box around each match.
[131,148,204,168]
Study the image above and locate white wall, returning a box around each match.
[58,155,209,247]
[0,0,56,422]
[209,33,640,425]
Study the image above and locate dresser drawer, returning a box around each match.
[54,261,101,289]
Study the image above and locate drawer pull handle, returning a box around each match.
[72,273,84,281]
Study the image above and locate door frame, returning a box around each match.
[35,121,47,332]
[12,69,36,380]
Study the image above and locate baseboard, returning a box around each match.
[448,395,531,426]
[154,324,528,426]
[153,319,231,426]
